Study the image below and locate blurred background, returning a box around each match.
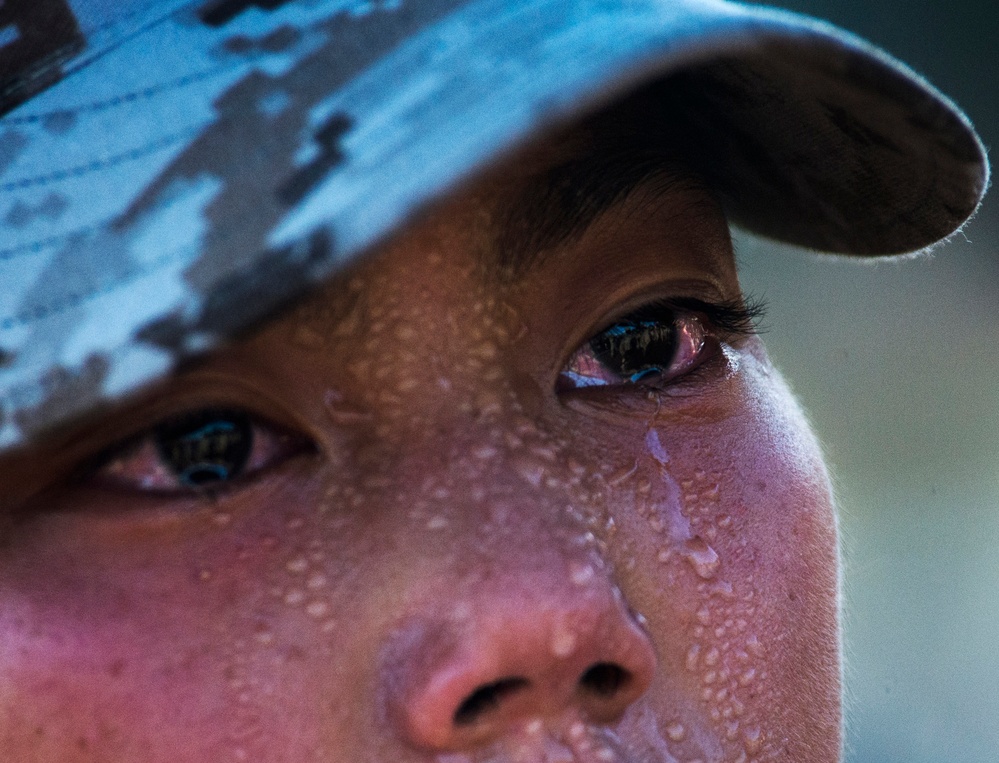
[738,1,998,761]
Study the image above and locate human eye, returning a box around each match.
[84,406,313,495]
[557,297,764,392]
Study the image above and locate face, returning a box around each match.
[0,128,841,762]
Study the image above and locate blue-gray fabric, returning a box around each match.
[0,0,989,450]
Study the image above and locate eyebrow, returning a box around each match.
[493,145,713,283]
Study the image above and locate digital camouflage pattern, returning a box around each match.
[0,0,988,450]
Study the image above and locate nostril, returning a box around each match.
[391,588,658,750]
[453,677,530,726]
[578,662,631,698]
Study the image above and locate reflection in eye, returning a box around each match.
[558,298,762,390]
[156,410,253,487]
[93,408,308,494]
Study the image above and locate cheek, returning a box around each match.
[0,481,358,763]
[0,569,227,761]
[593,363,840,760]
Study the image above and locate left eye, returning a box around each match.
[557,304,708,390]
[90,408,308,493]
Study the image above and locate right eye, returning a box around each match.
[558,305,707,390]
[557,297,764,393]
[89,407,311,494]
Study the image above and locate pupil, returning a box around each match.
[155,410,253,488]
[591,319,678,380]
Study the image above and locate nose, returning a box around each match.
[386,560,657,751]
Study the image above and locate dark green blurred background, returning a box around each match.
[738,2,998,761]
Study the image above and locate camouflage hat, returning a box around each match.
[0,0,989,451]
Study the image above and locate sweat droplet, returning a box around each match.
[743,727,763,756]
[291,324,325,349]
[550,628,577,658]
[323,389,372,426]
[683,536,720,579]
[709,581,734,599]
[306,572,328,590]
[395,324,417,341]
[569,562,595,586]
[254,629,274,646]
[513,457,545,488]
[306,600,330,619]
[686,644,700,671]
[472,445,498,461]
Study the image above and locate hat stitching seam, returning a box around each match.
[2,62,252,125]
[1,244,189,331]
[3,3,200,109]
[0,226,100,261]
[0,127,198,191]
[1,41,286,125]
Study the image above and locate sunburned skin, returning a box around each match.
[0,129,841,762]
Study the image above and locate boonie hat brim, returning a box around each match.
[0,0,989,450]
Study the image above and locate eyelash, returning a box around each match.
[557,296,765,392]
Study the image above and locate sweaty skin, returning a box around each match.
[0,132,841,763]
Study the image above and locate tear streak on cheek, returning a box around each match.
[601,445,769,757]
[603,363,838,759]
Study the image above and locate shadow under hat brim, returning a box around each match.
[0,0,989,450]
